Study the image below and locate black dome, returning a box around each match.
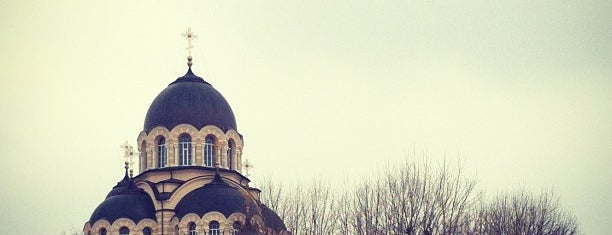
[89,172,156,224]
[144,68,237,133]
[175,174,258,218]
[261,204,287,232]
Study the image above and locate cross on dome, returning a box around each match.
[120,141,137,177]
[244,159,253,177]
[182,27,198,57]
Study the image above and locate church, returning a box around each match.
[83,30,289,235]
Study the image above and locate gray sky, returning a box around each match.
[1,1,610,234]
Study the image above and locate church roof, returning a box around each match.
[260,204,288,232]
[89,170,156,224]
[143,67,237,133]
[174,172,259,218]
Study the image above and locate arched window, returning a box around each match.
[209,221,220,235]
[142,227,152,235]
[99,228,107,235]
[232,221,242,235]
[140,141,147,171]
[179,133,192,166]
[189,222,197,235]
[119,227,129,235]
[157,137,167,168]
[203,135,216,167]
[227,139,234,170]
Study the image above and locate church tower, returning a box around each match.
[84,30,288,235]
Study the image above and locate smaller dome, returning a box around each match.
[175,173,258,218]
[89,172,156,224]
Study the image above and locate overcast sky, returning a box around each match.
[1,1,610,234]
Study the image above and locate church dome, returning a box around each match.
[261,204,288,231]
[89,172,156,224]
[175,174,259,218]
[144,67,237,133]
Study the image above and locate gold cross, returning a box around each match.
[182,27,198,56]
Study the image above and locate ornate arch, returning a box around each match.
[146,127,171,169]
[147,126,171,143]
[110,218,137,234]
[226,130,243,170]
[178,213,202,234]
[200,125,227,142]
[201,211,229,234]
[201,211,226,226]
[170,124,199,141]
[170,124,199,167]
[226,212,246,228]
[90,219,111,234]
[137,131,148,147]
[200,126,227,168]
[225,130,243,148]
[135,219,158,235]
[82,222,92,235]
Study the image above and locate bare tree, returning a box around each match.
[302,180,336,235]
[259,176,285,212]
[350,176,388,235]
[482,189,578,235]
[336,183,354,234]
[258,158,578,235]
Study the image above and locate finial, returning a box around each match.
[182,27,197,61]
[187,55,193,68]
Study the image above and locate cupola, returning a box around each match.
[143,59,237,133]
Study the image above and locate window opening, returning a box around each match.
[232,221,242,235]
[119,227,129,235]
[143,227,152,235]
[157,137,167,168]
[179,133,192,166]
[189,222,198,235]
[227,140,234,170]
[203,135,216,167]
[209,221,220,235]
[140,141,147,171]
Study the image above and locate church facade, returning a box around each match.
[83,56,288,235]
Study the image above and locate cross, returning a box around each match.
[181,27,198,56]
[120,141,137,177]
[244,159,253,177]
